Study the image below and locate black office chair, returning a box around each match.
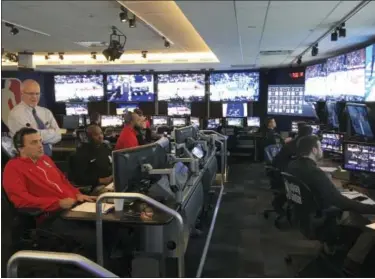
[280,172,348,276]
[67,153,94,195]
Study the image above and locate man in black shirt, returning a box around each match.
[72,125,113,188]
[273,124,313,171]
[287,135,375,275]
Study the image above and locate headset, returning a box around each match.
[13,127,38,152]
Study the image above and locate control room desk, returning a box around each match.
[61,200,180,226]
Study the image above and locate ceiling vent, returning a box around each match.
[260,50,293,56]
[75,41,108,48]
[230,64,256,68]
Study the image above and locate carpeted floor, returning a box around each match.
[185,160,323,278]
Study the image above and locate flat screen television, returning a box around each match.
[66,103,88,116]
[171,117,187,127]
[210,71,259,101]
[225,117,244,128]
[101,115,124,127]
[267,85,317,117]
[157,73,205,101]
[346,103,373,138]
[321,132,344,154]
[325,102,339,129]
[190,117,200,127]
[247,117,260,127]
[106,74,154,102]
[207,118,221,129]
[222,102,248,117]
[151,116,168,126]
[343,142,375,173]
[365,43,375,102]
[326,49,365,102]
[305,63,328,102]
[54,75,104,102]
[167,103,191,116]
[116,104,139,115]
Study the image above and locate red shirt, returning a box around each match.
[115,125,139,150]
[145,120,151,129]
[3,155,80,212]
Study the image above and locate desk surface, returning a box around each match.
[62,199,179,226]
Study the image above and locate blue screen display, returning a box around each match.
[365,44,375,102]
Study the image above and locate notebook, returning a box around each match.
[71,202,114,214]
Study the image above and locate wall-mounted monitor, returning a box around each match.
[54,75,104,102]
[190,117,200,127]
[101,115,124,128]
[365,43,375,102]
[225,117,244,128]
[291,121,302,133]
[62,115,80,130]
[171,117,187,127]
[343,142,375,173]
[247,117,260,127]
[207,118,221,129]
[66,103,88,116]
[305,63,327,102]
[309,124,320,135]
[151,115,168,126]
[106,74,154,102]
[167,103,191,116]
[346,103,373,138]
[222,102,248,117]
[267,85,317,117]
[157,73,205,102]
[116,103,139,115]
[326,49,365,102]
[321,132,344,154]
[210,72,259,101]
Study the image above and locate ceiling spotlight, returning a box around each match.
[331,31,338,41]
[58,52,64,60]
[5,52,18,63]
[119,7,128,22]
[338,27,346,38]
[45,54,49,60]
[141,50,148,59]
[297,56,302,65]
[311,44,318,57]
[91,52,97,59]
[129,17,136,28]
[162,37,170,48]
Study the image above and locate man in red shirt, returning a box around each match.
[3,127,115,266]
[115,110,144,149]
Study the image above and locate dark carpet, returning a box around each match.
[185,161,323,278]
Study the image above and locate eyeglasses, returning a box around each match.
[23,92,40,97]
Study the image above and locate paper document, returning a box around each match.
[320,167,338,173]
[361,199,375,205]
[366,223,375,230]
[71,202,114,214]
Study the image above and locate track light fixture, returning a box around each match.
[4,52,18,62]
[119,6,128,22]
[338,23,346,38]
[45,52,53,60]
[91,52,97,59]
[102,26,127,61]
[128,13,136,28]
[311,44,318,57]
[331,31,338,41]
[141,50,148,59]
[58,52,64,60]
[5,22,19,35]
[297,56,302,65]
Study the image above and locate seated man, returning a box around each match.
[2,127,116,267]
[72,125,113,188]
[272,124,313,171]
[115,110,144,150]
[287,135,375,275]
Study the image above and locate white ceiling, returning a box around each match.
[2,0,375,71]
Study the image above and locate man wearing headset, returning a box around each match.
[3,127,119,269]
[71,125,113,187]
[7,79,61,156]
[115,109,145,150]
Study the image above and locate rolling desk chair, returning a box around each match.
[281,172,350,277]
[264,144,282,165]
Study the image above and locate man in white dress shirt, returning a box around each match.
[7,79,61,156]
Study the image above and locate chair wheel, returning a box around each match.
[284,255,292,264]
[263,211,269,219]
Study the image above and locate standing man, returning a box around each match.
[115,110,144,150]
[7,79,61,156]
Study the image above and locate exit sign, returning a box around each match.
[289,72,304,79]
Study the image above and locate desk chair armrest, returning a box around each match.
[17,208,44,217]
